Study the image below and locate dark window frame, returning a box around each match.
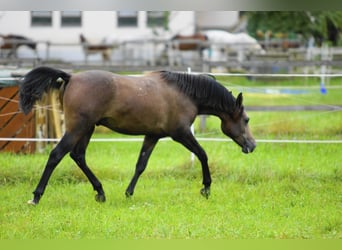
[31,11,52,27]
[117,11,138,27]
[61,11,82,27]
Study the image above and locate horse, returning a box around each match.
[79,34,113,63]
[168,33,209,66]
[171,33,209,51]
[0,34,38,58]
[201,30,264,62]
[19,66,256,205]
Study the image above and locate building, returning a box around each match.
[0,11,240,63]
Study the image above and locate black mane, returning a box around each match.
[159,71,235,113]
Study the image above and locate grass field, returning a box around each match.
[0,78,341,239]
[0,140,341,239]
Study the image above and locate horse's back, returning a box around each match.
[63,70,197,135]
[103,72,197,134]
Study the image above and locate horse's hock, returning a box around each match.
[1,73,64,153]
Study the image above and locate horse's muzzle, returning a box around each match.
[242,140,256,154]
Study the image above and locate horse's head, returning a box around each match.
[221,93,256,154]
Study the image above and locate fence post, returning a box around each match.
[320,45,329,94]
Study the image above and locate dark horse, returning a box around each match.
[19,66,256,205]
[0,34,37,58]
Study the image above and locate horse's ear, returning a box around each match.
[233,93,244,118]
[235,92,243,110]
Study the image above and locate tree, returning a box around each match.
[246,11,342,46]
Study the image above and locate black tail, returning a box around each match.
[19,66,71,114]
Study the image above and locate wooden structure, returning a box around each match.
[0,81,64,154]
[34,90,65,152]
[0,85,35,153]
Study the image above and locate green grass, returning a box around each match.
[0,141,341,239]
[215,75,342,87]
[216,76,342,106]
[242,89,342,106]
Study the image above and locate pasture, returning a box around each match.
[0,76,341,239]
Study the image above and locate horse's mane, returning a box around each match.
[159,71,235,113]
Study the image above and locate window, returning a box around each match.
[117,11,138,27]
[61,11,82,27]
[31,11,52,27]
[147,11,166,28]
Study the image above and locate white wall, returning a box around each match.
[196,11,239,30]
[0,11,31,35]
[168,11,195,36]
[0,11,196,43]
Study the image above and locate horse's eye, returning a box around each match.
[245,118,250,124]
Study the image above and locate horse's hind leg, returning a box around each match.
[70,126,106,203]
[29,133,79,205]
[125,135,159,197]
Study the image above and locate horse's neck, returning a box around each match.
[197,106,224,118]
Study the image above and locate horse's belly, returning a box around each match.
[98,114,166,136]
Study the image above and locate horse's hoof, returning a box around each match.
[27,199,37,206]
[200,187,210,199]
[95,194,106,203]
[125,191,133,198]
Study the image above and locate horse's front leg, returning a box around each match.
[125,135,159,197]
[172,129,211,199]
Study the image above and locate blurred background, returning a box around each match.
[0,11,341,72]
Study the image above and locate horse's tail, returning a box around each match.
[19,66,71,114]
